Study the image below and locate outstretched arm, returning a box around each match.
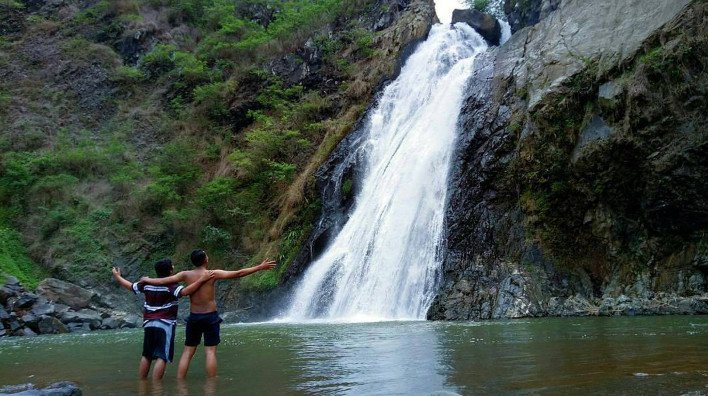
[179,270,215,296]
[111,267,133,291]
[214,259,276,280]
[140,271,187,286]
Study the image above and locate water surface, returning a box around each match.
[0,316,706,395]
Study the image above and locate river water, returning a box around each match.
[1,316,706,395]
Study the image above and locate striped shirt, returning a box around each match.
[132,282,185,325]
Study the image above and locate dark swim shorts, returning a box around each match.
[142,321,176,362]
[185,311,223,347]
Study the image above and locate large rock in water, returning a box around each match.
[37,316,69,335]
[60,309,103,330]
[451,9,501,46]
[0,381,82,395]
[36,279,96,310]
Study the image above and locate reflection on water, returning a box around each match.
[0,317,706,395]
[289,323,457,395]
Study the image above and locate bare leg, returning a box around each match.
[203,377,217,396]
[152,358,167,380]
[138,378,149,396]
[150,379,164,395]
[177,346,197,379]
[205,346,218,378]
[176,378,188,396]
[138,357,151,379]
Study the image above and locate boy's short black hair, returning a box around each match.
[190,249,207,267]
[154,258,173,278]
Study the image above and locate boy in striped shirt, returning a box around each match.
[112,258,214,380]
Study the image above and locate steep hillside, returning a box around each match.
[0,0,436,312]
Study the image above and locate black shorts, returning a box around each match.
[142,322,176,362]
[185,311,222,347]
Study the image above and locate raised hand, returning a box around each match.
[112,267,121,278]
[201,270,216,281]
[258,259,276,271]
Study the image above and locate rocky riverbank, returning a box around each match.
[0,276,140,337]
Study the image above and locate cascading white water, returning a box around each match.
[282,22,490,322]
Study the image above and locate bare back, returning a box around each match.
[182,267,217,313]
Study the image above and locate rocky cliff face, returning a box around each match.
[428,0,707,320]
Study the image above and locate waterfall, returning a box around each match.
[281,22,491,322]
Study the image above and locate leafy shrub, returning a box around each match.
[200,225,232,250]
[112,65,145,84]
[472,0,490,11]
[29,174,79,203]
[140,142,201,211]
[172,51,212,85]
[193,81,233,119]
[0,226,46,289]
[140,44,178,78]
[196,176,238,221]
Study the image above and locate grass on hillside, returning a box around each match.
[0,0,397,292]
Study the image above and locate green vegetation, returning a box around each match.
[341,178,354,198]
[0,224,47,289]
[472,0,490,12]
[0,0,24,8]
[0,0,406,293]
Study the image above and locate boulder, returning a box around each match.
[0,381,82,395]
[0,285,17,305]
[13,293,39,310]
[8,318,22,332]
[1,276,23,301]
[100,317,121,330]
[53,304,70,316]
[60,309,102,329]
[119,314,141,329]
[20,313,39,331]
[18,327,37,337]
[37,316,68,335]
[36,381,82,396]
[504,0,561,33]
[30,303,56,317]
[0,306,10,321]
[451,9,501,46]
[0,383,34,394]
[36,278,96,310]
[67,323,91,333]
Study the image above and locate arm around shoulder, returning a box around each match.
[141,271,186,285]
[179,271,215,296]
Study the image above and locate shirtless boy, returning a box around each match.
[111,259,214,380]
[141,249,276,378]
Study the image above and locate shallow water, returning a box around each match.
[1,316,706,395]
